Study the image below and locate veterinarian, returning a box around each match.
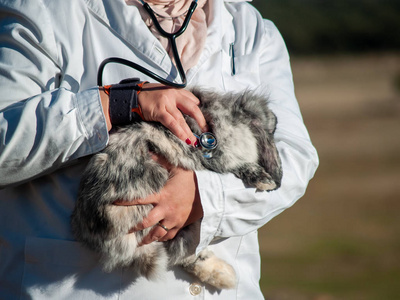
[0,0,318,298]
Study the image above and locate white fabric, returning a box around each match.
[0,0,318,299]
[125,0,208,71]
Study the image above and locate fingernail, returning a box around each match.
[185,138,192,145]
[194,140,199,147]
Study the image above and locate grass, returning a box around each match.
[261,236,400,299]
[258,53,400,299]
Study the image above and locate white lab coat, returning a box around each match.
[0,0,318,299]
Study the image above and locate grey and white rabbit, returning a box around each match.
[71,88,282,289]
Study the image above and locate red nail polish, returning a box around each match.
[194,140,199,147]
[186,138,192,145]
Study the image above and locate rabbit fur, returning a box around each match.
[71,88,282,290]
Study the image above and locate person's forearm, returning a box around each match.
[0,88,109,187]
[99,87,112,132]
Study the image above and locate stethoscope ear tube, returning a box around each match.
[97,56,186,88]
[97,1,198,89]
[142,1,198,39]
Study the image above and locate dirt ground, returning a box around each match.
[259,53,400,299]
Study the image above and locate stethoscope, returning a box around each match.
[97,0,198,89]
[97,0,218,158]
[194,132,218,159]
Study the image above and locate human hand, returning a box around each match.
[114,153,204,245]
[99,88,112,131]
[138,83,208,145]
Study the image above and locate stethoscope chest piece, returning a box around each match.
[195,132,218,159]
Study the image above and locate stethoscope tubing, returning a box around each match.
[97,0,198,89]
[141,0,198,39]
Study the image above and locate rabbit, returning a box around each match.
[71,88,282,290]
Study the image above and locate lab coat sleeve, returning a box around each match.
[0,3,109,187]
[195,20,319,253]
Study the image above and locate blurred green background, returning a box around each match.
[251,1,400,299]
[253,0,400,55]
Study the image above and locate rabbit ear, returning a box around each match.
[265,110,278,135]
[251,115,283,189]
[233,91,282,189]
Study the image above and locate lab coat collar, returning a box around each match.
[84,0,162,62]
[84,0,237,82]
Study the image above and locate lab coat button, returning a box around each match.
[189,283,202,296]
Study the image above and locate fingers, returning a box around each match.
[114,195,175,244]
[133,204,164,231]
[176,96,209,133]
[179,88,200,106]
[149,152,173,171]
[173,89,208,132]
[113,193,159,206]
[139,222,178,245]
[134,208,177,245]
[138,84,209,144]
[139,226,166,245]
[167,106,200,144]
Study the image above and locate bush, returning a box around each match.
[252,0,400,55]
